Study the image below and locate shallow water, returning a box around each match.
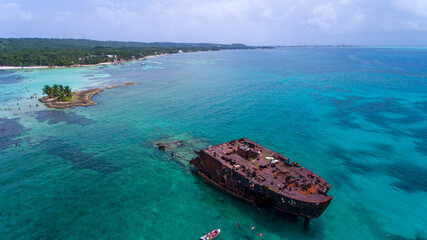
[0,48,426,240]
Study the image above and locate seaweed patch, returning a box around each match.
[0,118,28,151]
[32,110,94,126]
[41,138,120,174]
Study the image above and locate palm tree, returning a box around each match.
[42,85,52,97]
[41,84,72,101]
[59,85,64,94]
[64,86,72,97]
[51,84,59,97]
[58,92,65,101]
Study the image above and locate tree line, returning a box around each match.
[0,38,257,66]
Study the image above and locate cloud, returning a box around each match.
[0,0,32,20]
[0,0,426,45]
[306,3,338,28]
[393,0,427,16]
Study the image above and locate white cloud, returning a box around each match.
[0,0,32,20]
[80,0,426,43]
[306,3,338,28]
[1,0,427,45]
[393,0,427,16]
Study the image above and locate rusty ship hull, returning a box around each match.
[190,138,333,219]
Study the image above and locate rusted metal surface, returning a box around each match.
[190,138,333,219]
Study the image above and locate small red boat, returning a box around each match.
[199,229,220,240]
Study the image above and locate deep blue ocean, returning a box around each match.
[0,48,426,240]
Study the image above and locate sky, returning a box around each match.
[1,0,427,46]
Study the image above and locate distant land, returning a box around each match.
[0,38,261,67]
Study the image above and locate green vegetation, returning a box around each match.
[252,160,260,168]
[62,95,73,102]
[0,38,258,66]
[42,84,72,101]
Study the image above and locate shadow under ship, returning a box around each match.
[190,138,333,219]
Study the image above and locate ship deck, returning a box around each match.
[201,138,332,203]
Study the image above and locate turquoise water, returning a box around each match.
[0,48,426,240]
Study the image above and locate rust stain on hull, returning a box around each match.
[190,138,333,219]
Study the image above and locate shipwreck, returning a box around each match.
[190,138,333,221]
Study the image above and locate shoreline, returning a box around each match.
[38,82,138,109]
[0,53,168,70]
[39,89,104,109]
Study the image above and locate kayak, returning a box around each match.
[199,229,220,240]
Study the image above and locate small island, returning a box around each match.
[39,84,103,109]
[39,82,138,109]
